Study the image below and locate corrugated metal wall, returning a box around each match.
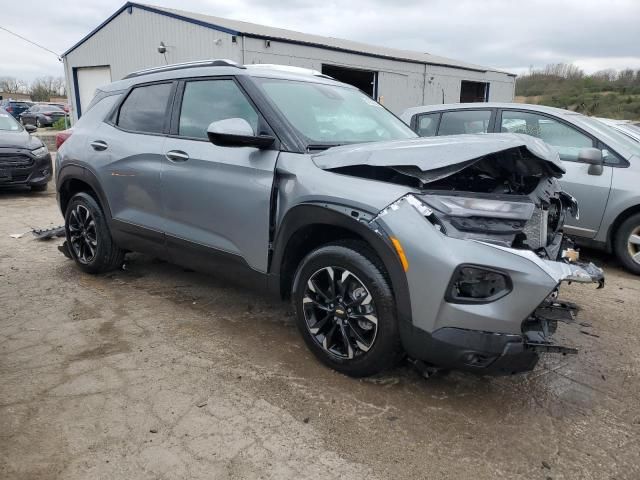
[64,6,515,119]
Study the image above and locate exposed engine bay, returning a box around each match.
[316,137,585,264]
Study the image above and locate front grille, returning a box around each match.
[0,154,34,168]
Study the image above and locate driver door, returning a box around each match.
[161,77,279,274]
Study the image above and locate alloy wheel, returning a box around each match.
[68,204,97,264]
[628,226,640,265]
[302,266,378,359]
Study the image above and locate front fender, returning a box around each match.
[270,202,412,324]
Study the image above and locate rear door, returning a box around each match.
[498,109,613,237]
[91,81,175,255]
[161,77,279,273]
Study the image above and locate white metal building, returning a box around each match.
[62,2,516,120]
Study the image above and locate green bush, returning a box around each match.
[51,117,69,130]
[516,64,640,120]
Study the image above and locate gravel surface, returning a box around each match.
[1,184,639,479]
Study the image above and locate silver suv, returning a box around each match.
[401,103,640,274]
[56,61,603,377]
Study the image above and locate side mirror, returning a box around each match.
[25,124,37,133]
[206,118,275,149]
[578,147,603,176]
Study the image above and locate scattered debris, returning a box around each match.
[580,330,600,338]
[196,401,208,408]
[32,226,65,240]
[9,232,27,239]
[149,428,158,434]
[302,417,310,424]
[387,416,399,422]
[542,461,551,470]
[579,321,593,328]
[58,241,72,259]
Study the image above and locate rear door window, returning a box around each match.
[500,110,594,162]
[415,113,440,137]
[117,82,173,134]
[178,79,259,139]
[438,110,491,136]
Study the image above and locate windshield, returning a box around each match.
[41,105,64,112]
[577,115,640,158]
[0,111,23,132]
[255,78,416,147]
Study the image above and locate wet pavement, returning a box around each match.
[1,186,639,479]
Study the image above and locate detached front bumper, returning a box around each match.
[374,196,604,374]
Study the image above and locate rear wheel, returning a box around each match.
[65,192,124,274]
[292,241,401,377]
[614,213,640,275]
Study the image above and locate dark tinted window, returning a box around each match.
[415,113,439,136]
[118,83,173,134]
[438,110,491,136]
[178,79,259,139]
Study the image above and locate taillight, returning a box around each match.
[56,129,72,150]
[6,106,13,113]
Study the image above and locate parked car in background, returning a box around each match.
[596,117,640,143]
[56,61,603,377]
[0,99,32,120]
[19,104,67,128]
[401,103,640,274]
[41,102,70,113]
[0,108,52,191]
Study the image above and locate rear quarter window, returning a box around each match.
[117,83,173,134]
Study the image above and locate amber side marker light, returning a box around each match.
[390,237,409,272]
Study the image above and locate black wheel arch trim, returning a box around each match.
[270,202,413,324]
[57,164,114,223]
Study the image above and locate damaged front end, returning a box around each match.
[314,134,604,372]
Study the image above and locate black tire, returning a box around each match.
[292,241,402,377]
[31,183,48,192]
[64,192,124,274]
[613,213,640,275]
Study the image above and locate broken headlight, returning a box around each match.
[420,193,535,220]
[446,265,512,304]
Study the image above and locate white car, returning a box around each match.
[596,117,640,143]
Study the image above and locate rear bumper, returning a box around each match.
[0,152,52,187]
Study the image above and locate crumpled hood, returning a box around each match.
[312,133,565,183]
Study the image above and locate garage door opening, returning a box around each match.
[321,64,377,98]
[460,80,489,103]
[74,65,112,117]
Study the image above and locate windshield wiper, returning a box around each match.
[306,143,344,152]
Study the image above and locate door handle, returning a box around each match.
[90,140,108,151]
[165,150,189,162]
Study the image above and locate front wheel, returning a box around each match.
[613,213,640,275]
[292,241,402,377]
[65,192,124,274]
[36,118,42,128]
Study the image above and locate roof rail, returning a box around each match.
[245,64,333,79]
[123,59,245,79]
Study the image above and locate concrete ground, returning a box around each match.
[1,184,639,480]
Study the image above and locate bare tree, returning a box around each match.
[51,77,66,96]
[0,77,27,93]
[29,78,52,102]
